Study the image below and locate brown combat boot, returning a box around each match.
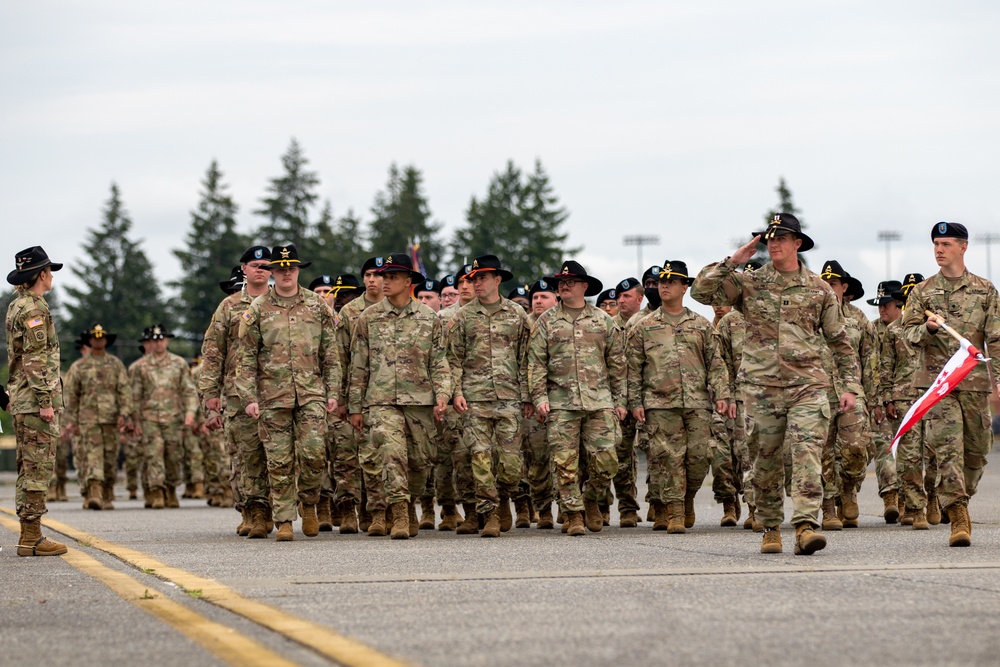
[566,511,585,536]
[514,498,531,528]
[191,482,205,499]
[150,488,165,510]
[339,503,359,534]
[821,498,843,531]
[87,480,103,510]
[840,483,859,523]
[683,490,697,528]
[331,501,343,528]
[456,503,479,535]
[165,486,180,508]
[317,498,334,532]
[359,505,372,532]
[645,505,654,522]
[481,508,501,538]
[57,481,68,501]
[651,500,668,531]
[498,496,513,532]
[407,501,419,537]
[882,491,900,524]
[760,527,782,554]
[247,504,268,539]
[275,521,294,542]
[743,505,756,530]
[390,502,410,540]
[236,507,251,536]
[263,505,274,534]
[300,504,320,537]
[583,499,604,532]
[536,503,554,530]
[220,486,235,508]
[912,509,930,530]
[667,501,686,534]
[947,504,971,547]
[720,498,738,527]
[17,518,68,557]
[47,482,58,502]
[900,508,915,525]
[926,492,942,525]
[794,523,826,555]
[620,509,638,528]
[102,482,115,510]
[438,504,459,531]
[419,497,436,530]
[601,504,611,527]
[367,509,387,536]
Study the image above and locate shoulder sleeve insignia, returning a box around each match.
[26,316,44,328]
[242,311,253,323]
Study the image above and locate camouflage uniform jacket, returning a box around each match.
[129,352,197,423]
[626,307,729,411]
[5,291,62,413]
[236,286,341,409]
[821,301,878,402]
[447,297,530,403]
[717,309,746,397]
[348,298,451,413]
[527,302,626,411]
[199,288,254,404]
[625,306,656,331]
[691,259,862,394]
[878,318,921,403]
[900,270,1000,391]
[64,353,131,425]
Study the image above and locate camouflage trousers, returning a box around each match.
[226,404,270,508]
[547,409,619,514]
[463,400,526,514]
[77,422,119,486]
[258,402,327,524]
[15,412,59,520]
[710,409,743,503]
[923,390,991,509]
[744,383,830,529]
[871,411,898,495]
[613,416,639,513]
[821,398,871,500]
[645,408,712,504]
[321,416,361,506]
[521,415,553,507]
[444,408,474,506]
[201,428,230,496]
[358,415,387,512]
[368,405,436,507]
[54,433,70,490]
[891,402,938,511]
[140,420,185,491]
[182,430,205,486]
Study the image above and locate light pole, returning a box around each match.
[623,235,660,278]
[877,230,901,278]
[976,233,1000,281]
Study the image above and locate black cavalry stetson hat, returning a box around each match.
[7,246,63,285]
[658,260,695,286]
[331,274,360,295]
[892,273,925,303]
[820,260,864,301]
[269,244,311,270]
[548,260,603,297]
[743,261,763,273]
[866,280,903,306]
[83,323,117,347]
[240,246,272,264]
[414,279,442,296]
[377,252,425,283]
[466,255,514,283]
[220,265,244,294]
[753,213,814,252]
[140,323,175,341]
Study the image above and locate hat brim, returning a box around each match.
[845,276,864,302]
[751,229,814,252]
[549,274,603,297]
[269,261,311,270]
[468,268,515,283]
[6,260,62,286]
[85,333,117,347]
[379,267,425,284]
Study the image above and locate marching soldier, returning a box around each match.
[609,277,644,526]
[709,304,743,527]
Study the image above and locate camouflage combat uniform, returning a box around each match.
[717,309,752,504]
[870,317,898,497]
[237,286,340,524]
[190,364,231,500]
[692,259,861,529]
[520,311,554,512]
[435,302,474,510]
[610,312,640,518]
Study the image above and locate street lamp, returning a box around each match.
[623,235,660,278]
[877,230,901,278]
[976,233,1000,281]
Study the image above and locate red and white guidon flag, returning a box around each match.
[891,335,987,456]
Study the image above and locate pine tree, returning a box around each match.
[254,138,320,246]
[63,183,167,366]
[169,160,247,343]
[368,164,444,277]
[311,202,369,277]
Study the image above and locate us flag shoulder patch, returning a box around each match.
[242,311,253,323]
[26,316,44,328]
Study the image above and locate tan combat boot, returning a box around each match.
[165,486,180,508]
[47,482,59,502]
[926,492,942,525]
[57,481,68,501]
[102,482,115,510]
[150,488,165,510]
[583,499,603,532]
[481,508,501,538]
[318,497,334,532]
[367,508,387,536]
[331,501,343,528]
[438,504,459,532]
[683,490,697,528]
[339,503,359,534]
[882,491,900,524]
[247,504,268,539]
[275,521,294,542]
[620,509,638,528]
[840,483,859,527]
[601,504,611,527]
[535,503,554,530]
[821,498,843,531]
[456,503,479,535]
[651,500,668,531]
[17,518,68,557]
[947,504,971,547]
[743,505,756,530]
[720,498,738,527]
[645,505,654,522]
[666,502,686,534]
[794,523,826,555]
[236,506,251,536]
[407,501,419,537]
[390,501,410,540]
[263,505,275,534]
[300,504,320,537]
[191,482,205,499]
[220,486,235,508]
[912,508,930,530]
[514,498,531,528]
[358,504,372,532]
[900,508,915,526]
[498,496,513,532]
[760,527,782,554]
[87,480,103,510]
[565,511,585,536]
[419,498,436,530]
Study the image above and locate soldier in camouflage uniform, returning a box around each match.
[597,288,619,318]
[527,260,626,536]
[693,214,861,555]
[448,255,531,537]
[412,278,445,529]
[130,324,197,509]
[628,261,730,533]
[189,361,232,507]
[7,247,69,556]
[348,253,451,540]
[507,285,531,311]
[707,304,742,527]
[237,244,341,542]
[717,287,755,529]
[900,222,1000,547]
[817,261,877,530]
[610,277,644,526]
[53,333,89,502]
[64,323,132,510]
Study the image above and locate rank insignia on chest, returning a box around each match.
[783,300,790,306]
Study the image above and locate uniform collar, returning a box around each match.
[472,296,510,314]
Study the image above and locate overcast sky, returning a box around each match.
[2,1,998,320]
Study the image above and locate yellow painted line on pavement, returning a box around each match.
[0,514,296,667]
[0,506,413,667]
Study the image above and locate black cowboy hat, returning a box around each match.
[820,260,865,302]
[330,274,360,296]
[866,280,903,306]
[83,323,117,347]
[414,279,442,296]
[596,288,618,306]
[140,323,175,341]
[892,273,925,303]
[466,255,514,283]
[658,260,695,286]
[377,252,424,283]
[528,278,557,300]
[240,246,272,264]
[753,213,814,252]
[220,265,244,294]
[548,260,603,297]
[7,246,63,286]
[744,261,763,273]
[269,244,312,270]
[74,330,90,351]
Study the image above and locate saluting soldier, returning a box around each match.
[6,246,69,556]
[900,222,1000,547]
